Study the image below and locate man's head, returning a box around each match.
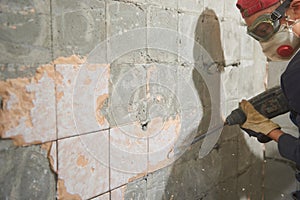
[236,0,300,61]
[237,0,281,29]
[236,0,279,19]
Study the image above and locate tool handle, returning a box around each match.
[225,86,290,126]
[248,86,289,119]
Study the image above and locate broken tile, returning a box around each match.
[57,130,109,199]
[49,141,57,173]
[41,141,58,173]
[0,66,56,145]
[56,63,110,138]
[110,125,148,189]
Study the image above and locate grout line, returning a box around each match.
[108,128,112,200]
[145,2,149,61]
[86,183,132,200]
[55,140,59,197]
[103,2,113,198]
[57,128,110,141]
[28,129,110,148]
[110,183,127,194]
[49,0,54,61]
[54,64,59,174]
[145,13,149,194]
[54,64,59,198]
[145,1,149,176]
[176,0,179,64]
[146,128,149,199]
[105,0,109,64]
[86,191,110,200]
[105,2,112,198]
[49,0,59,196]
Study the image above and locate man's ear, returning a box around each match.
[290,0,300,18]
[291,0,300,8]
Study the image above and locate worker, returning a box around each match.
[236,0,300,198]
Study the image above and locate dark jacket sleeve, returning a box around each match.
[281,51,300,114]
[278,133,300,165]
[279,51,300,165]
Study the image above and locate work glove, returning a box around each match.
[241,128,272,143]
[239,100,280,141]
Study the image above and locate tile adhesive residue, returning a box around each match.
[0,55,87,199]
[0,55,184,199]
[0,55,86,146]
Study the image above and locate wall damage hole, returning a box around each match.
[141,121,149,131]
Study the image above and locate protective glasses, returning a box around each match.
[247,0,292,41]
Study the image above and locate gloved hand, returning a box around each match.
[239,100,281,135]
[241,128,272,143]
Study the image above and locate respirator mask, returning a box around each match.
[247,0,300,61]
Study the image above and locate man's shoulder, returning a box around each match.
[281,50,300,114]
[285,50,300,73]
[281,50,300,84]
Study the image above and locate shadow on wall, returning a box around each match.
[159,8,265,200]
[118,8,295,200]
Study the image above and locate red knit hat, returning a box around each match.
[236,0,280,18]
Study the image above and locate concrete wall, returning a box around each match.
[0,0,297,199]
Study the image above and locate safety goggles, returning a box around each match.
[247,0,292,41]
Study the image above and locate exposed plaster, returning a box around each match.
[0,78,35,145]
[76,154,89,168]
[53,55,86,66]
[0,55,87,146]
[57,179,81,200]
[96,94,109,125]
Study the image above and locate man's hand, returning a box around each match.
[241,128,272,143]
[240,100,280,135]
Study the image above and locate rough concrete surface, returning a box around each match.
[0,0,52,65]
[120,125,265,200]
[0,140,56,200]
